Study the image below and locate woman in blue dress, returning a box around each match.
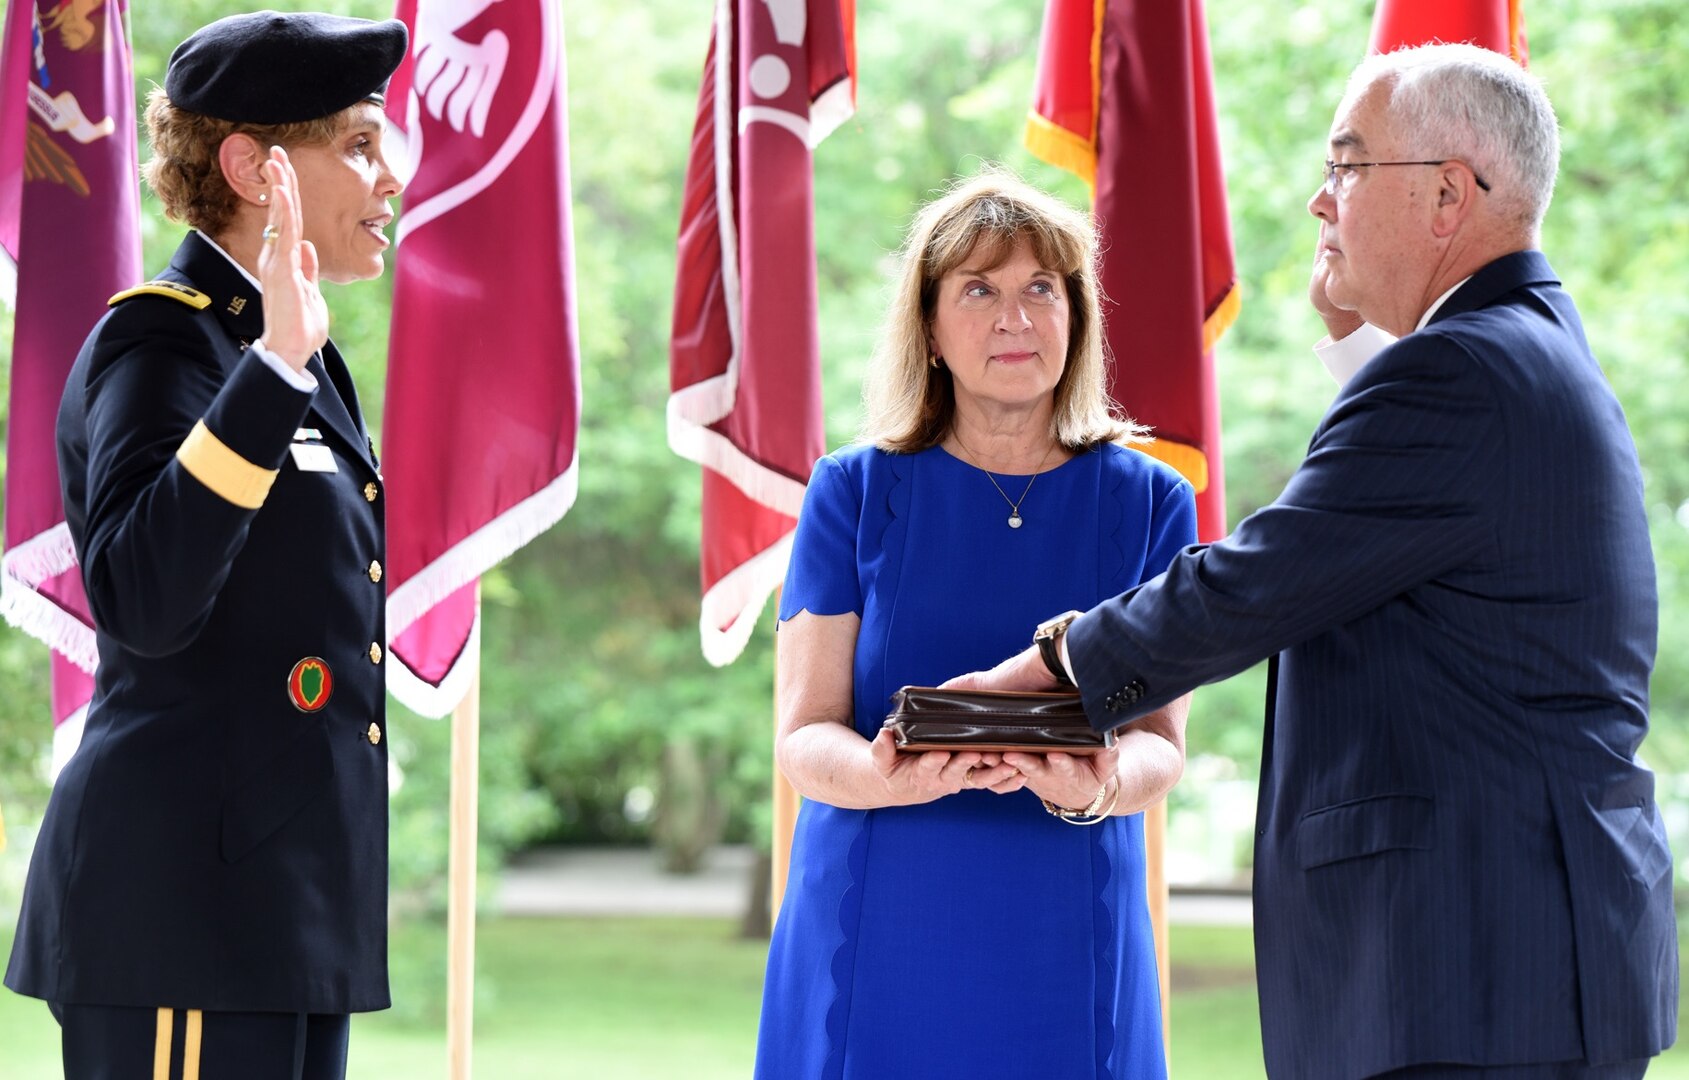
[755,171,1197,1079]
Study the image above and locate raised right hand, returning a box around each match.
[255,146,330,371]
[1309,235,1365,342]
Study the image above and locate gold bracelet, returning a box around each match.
[1041,778,1119,826]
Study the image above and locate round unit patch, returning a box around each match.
[288,657,334,713]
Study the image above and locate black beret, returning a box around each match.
[165,11,408,125]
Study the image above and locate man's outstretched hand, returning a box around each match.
[940,643,1061,694]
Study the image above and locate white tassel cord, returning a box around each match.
[385,461,578,639]
[0,524,98,672]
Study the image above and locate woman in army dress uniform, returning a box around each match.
[5,12,407,1078]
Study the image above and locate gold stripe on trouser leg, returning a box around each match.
[154,1008,174,1080]
[183,1010,203,1080]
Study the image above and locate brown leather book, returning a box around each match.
[883,686,1112,754]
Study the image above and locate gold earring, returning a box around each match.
[929,354,941,369]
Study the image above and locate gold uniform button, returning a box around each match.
[364,481,379,502]
[369,642,383,664]
[367,722,382,746]
[368,560,383,583]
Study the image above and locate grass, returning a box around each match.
[353,918,769,1078]
[0,918,769,1080]
[2,918,1686,1078]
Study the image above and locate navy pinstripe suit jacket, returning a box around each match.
[1068,251,1677,1078]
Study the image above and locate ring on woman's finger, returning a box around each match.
[964,766,976,787]
[262,224,280,245]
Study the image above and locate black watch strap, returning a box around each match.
[1038,634,1075,687]
[1034,611,1080,687]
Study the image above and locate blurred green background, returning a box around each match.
[1,0,1686,1075]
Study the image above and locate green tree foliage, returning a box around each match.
[2,0,1686,920]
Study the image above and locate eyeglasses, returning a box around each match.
[1323,159,1492,197]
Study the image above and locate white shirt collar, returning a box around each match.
[1315,322,1395,388]
[1415,276,1471,331]
[1314,275,1477,390]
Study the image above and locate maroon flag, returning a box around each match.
[382,0,580,716]
[670,0,854,664]
[1372,0,1527,62]
[0,0,140,767]
[1026,0,1236,542]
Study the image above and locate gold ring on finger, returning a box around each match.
[262,224,280,245]
[964,766,976,787]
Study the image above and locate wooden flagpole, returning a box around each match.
[1147,798,1171,1058]
[446,591,482,1080]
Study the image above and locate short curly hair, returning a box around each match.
[141,87,351,235]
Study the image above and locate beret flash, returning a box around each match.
[164,10,408,125]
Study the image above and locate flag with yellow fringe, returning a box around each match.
[1026,0,1237,540]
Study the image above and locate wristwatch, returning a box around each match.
[1033,610,1082,688]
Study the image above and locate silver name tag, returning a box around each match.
[288,442,338,473]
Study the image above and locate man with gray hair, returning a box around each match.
[950,43,1676,1078]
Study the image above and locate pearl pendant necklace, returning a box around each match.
[952,435,1057,529]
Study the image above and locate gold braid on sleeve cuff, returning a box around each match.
[175,419,278,509]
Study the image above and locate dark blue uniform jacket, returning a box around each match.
[6,231,391,1014]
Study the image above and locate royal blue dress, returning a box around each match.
[755,442,1197,1080]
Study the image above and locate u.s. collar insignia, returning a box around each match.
[287,657,334,713]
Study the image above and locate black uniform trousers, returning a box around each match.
[50,1002,349,1080]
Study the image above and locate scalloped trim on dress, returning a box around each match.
[1092,819,1120,1079]
[1101,444,1130,595]
[817,451,909,1076]
[821,809,873,1080]
[816,450,908,1077]
[875,450,911,608]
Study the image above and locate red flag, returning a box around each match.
[1025,0,1237,542]
[382,0,581,716]
[1371,0,1527,62]
[669,0,854,665]
[0,0,140,768]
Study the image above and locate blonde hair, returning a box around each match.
[141,87,351,235]
[861,168,1144,452]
